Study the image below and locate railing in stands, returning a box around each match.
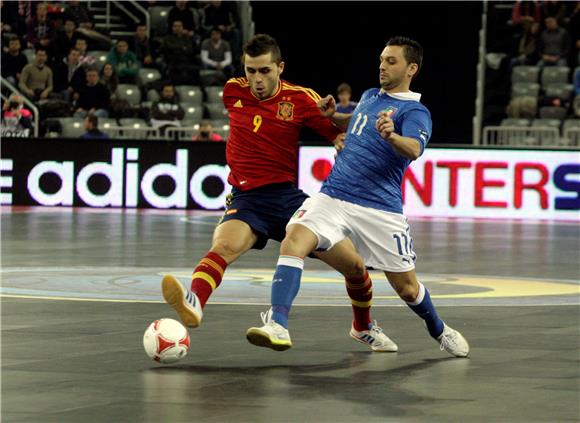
[482,126,564,146]
[473,1,488,146]
[0,76,40,137]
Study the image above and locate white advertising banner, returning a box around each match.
[298,147,580,221]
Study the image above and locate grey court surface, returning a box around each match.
[1,207,579,422]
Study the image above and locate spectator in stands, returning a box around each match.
[63,0,93,30]
[73,67,110,118]
[106,39,140,84]
[150,83,185,131]
[537,16,570,67]
[511,21,541,67]
[1,93,33,135]
[168,1,201,43]
[192,119,223,141]
[133,24,156,67]
[200,27,233,83]
[160,20,200,84]
[336,83,358,114]
[26,2,55,49]
[74,37,96,68]
[51,18,79,65]
[542,1,568,25]
[1,36,28,85]
[511,0,542,27]
[99,63,119,96]
[80,114,108,139]
[53,48,86,103]
[202,0,241,64]
[1,0,23,37]
[19,47,53,102]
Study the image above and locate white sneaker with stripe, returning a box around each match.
[349,321,398,352]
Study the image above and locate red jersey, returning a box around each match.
[223,77,341,190]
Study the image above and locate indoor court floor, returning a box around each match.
[1,207,579,422]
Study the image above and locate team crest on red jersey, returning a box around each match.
[276,101,295,121]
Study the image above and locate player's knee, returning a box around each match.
[394,282,419,302]
[342,257,366,280]
[211,238,242,262]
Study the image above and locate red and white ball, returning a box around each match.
[143,318,190,363]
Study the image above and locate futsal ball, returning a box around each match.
[143,318,190,363]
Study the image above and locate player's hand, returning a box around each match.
[376,111,395,140]
[318,95,337,117]
[333,133,346,153]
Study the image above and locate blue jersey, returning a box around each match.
[321,88,432,214]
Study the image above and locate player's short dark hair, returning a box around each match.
[86,114,98,128]
[243,34,282,64]
[337,83,352,94]
[386,36,423,76]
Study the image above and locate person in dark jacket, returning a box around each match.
[73,68,111,118]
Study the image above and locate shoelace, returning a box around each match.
[439,332,458,351]
[369,320,385,335]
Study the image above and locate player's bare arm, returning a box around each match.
[318,95,352,130]
[376,111,421,160]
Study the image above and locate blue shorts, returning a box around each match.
[220,183,308,250]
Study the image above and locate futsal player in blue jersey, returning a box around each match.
[246,36,469,357]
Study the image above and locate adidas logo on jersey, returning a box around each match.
[234,100,243,108]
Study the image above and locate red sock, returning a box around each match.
[190,251,228,308]
[345,271,372,331]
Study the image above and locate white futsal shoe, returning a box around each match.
[161,274,203,328]
[349,321,399,352]
[246,308,292,351]
[437,324,470,357]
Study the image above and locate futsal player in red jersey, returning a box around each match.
[161,34,397,352]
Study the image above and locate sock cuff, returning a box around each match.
[277,255,304,269]
[207,251,228,269]
[407,282,426,306]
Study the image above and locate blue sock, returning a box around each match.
[271,255,304,328]
[407,282,445,338]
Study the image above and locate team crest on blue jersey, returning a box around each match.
[277,101,295,121]
[383,106,398,116]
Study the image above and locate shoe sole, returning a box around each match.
[349,332,398,352]
[161,275,201,328]
[246,328,292,351]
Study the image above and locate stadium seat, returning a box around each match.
[56,117,85,138]
[86,50,108,71]
[175,85,203,106]
[205,86,224,104]
[149,6,171,36]
[511,66,539,83]
[119,118,148,128]
[532,118,561,130]
[500,118,530,127]
[180,103,203,122]
[563,119,580,146]
[541,66,570,86]
[137,68,162,87]
[147,89,160,102]
[98,118,119,130]
[22,48,34,64]
[545,83,574,101]
[511,82,540,98]
[539,106,567,120]
[205,103,228,120]
[116,84,142,107]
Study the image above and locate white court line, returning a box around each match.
[0,294,577,307]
